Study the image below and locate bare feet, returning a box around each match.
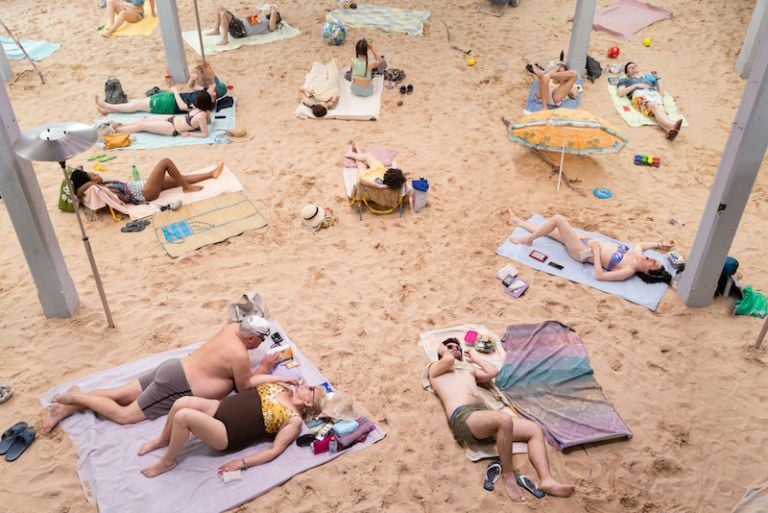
[502,474,526,503]
[539,478,575,498]
[507,208,524,227]
[216,38,229,46]
[206,28,220,36]
[141,459,177,478]
[100,29,112,38]
[212,162,224,178]
[138,437,167,456]
[43,385,82,433]
[95,95,109,115]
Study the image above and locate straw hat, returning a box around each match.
[301,205,326,231]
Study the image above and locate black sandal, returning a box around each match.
[525,64,535,75]
[399,85,407,94]
[406,84,413,94]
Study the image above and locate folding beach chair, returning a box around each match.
[342,167,405,221]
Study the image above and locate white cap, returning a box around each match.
[240,315,270,337]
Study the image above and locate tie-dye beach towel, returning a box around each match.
[327,2,430,36]
[496,321,632,451]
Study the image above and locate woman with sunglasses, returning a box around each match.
[139,376,325,477]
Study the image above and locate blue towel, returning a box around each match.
[497,214,672,310]
[524,76,582,114]
[162,221,192,243]
[1,36,60,61]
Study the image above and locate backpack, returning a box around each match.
[58,167,78,213]
[104,76,128,104]
[585,55,602,82]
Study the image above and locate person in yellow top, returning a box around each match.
[139,376,325,478]
[345,140,414,211]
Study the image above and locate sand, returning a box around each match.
[1,0,767,512]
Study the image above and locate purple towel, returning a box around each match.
[496,321,632,451]
[593,0,672,40]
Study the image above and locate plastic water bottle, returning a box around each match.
[131,165,140,182]
[329,435,338,455]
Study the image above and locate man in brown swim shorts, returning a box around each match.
[427,338,575,503]
[43,315,281,432]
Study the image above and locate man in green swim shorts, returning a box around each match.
[427,338,575,503]
[95,81,224,116]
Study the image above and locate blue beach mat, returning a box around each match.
[497,214,672,310]
[327,2,430,36]
[1,36,60,61]
[94,98,236,150]
[524,77,582,115]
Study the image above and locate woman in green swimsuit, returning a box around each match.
[101,0,156,37]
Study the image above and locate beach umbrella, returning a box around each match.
[505,109,629,191]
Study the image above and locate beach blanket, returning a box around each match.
[418,324,528,461]
[39,321,385,513]
[154,192,267,258]
[326,2,430,36]
[732,482,768,513]
[496,321,632,451]
[593,0,672,40]
[1,36,60,61]
[607,76,687,128]
[182,23,300,56]
[497,214,672,310]
[80,165,244,221]
[524,76,583,115]
[296,66,383,120]
[94,98,236,150]
[113,14,160,36]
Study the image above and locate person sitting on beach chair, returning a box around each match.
[617,62,683,141]
[427,338,575,503]
[138,377,325,477]
[507,210,675,284]
[300,59,341,118]
[96,83,220,117]
[102,90,214,138]
[525,61,579,110]
[43,315,282,432]
[345,140,413,213]
[69,158,223,205]
[101,0,155,37]
[208,5,282,46]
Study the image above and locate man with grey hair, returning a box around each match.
[44,315,280,432]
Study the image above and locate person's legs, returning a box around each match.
[141,403,227,478]
[43,381,143,432]
[207,8,225,35]
[114,119,176,136]
[216,9,235,45]
[508,212,584,259]
[95,95,151,114]
[138,396,221,455]
[52,381,147,425]
[141,158,223,200]
[550,70,578,104]
[536,72,551,110]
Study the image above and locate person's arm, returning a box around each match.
[253,352,280,376]
[171,87,191,112]
[368,44,381,70]
[232,355,255,393]
[75,181,96,199]
[217,418,302,473]
[588,240,632,281]
[617,81,649,97]
[464,350,499,383]
[636,240,675,251]
[181,113,210,138]
[428,351,455,380]
[148,0,156,16]
[268,7,279,31]
[247,374,298,388]
[358,175,387,189]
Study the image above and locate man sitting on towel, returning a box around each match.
[427,338,575,503]
[43,315,281,432]
[299,59,341,118]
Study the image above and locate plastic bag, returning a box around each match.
[734,286,767,318]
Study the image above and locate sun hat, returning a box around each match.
[301,205,326,231]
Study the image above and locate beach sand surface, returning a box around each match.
[1,1,767,512]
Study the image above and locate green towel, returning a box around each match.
[735,286,768,318]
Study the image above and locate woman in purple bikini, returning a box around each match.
[507,210,675,284]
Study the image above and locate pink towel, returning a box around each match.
[344,147,397,168]
[593,0,672,40]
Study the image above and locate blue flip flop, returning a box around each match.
[4,427,36,462]
[515,473,545,499]
[483,460,502,491]
[0,421,28,455]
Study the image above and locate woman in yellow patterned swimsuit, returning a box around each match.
[139,375,326,478]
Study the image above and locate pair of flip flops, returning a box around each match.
[482,461,545,499]
[399,84,414,95]
[0,421,36,462]
[121,219,150,233]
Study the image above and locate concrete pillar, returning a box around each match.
[156,0,190,85]
[736,0,768,78]
[677,28,768,307]
[0,47,12,82]
[0,82,79,318]
[566,0,597,75]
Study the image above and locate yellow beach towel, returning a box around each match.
[113,14,159,37]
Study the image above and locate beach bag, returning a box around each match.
[411,177,429,213]
[585,55,602,82]
[103,133,131,149]
[228,291,271,322]
[104,76,128,104]
[734,287,767,318]
[58,167,78,213]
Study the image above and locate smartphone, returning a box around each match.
[548,261,564,270]
[214,115,226,119]
[529,250,548,262]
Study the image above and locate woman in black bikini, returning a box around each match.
[110,90,214,138]
[138,376,325,478]
[508,210,675,284]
